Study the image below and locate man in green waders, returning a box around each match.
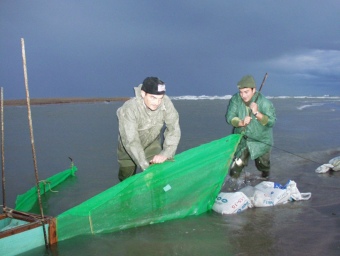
[117,77,181,181]
[226,75,276,178]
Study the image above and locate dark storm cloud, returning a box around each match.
[1,1,339,99]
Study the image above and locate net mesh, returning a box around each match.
[56,134,241,241]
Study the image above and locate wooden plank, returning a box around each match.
[0,214,57,255]
[49,217,58,245]
[0,209,56,244]
[0,219,42,239]
[0,213,7,221]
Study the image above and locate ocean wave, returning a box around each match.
[171,95,232,100]
[297,103,324,110]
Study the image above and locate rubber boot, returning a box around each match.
[261,171,270,179]
[229,158,244,178]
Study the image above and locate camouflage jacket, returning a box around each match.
[117,85,181,170]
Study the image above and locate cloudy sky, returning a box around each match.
[1,1,339,99]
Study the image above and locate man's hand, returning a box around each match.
[239,116,252,127]
[250,102,258,114]
[150,154,168,164]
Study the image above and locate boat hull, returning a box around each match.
[0,209,56,256]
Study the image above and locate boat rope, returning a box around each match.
[242,134,326,166]
[6,208,13,218]
[39,180,59,193]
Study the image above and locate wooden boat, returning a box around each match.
[0,208,56,256]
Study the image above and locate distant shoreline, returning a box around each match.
[3,95,339,106]
[3,97,130,106]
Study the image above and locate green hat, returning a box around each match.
[237,75,256,89]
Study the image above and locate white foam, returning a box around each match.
[170,95,340,101]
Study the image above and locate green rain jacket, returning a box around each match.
[226,92,276,160]
[117,85,181,170]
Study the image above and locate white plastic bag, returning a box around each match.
[255,181,291,205]
[286,181,312,201]
[212,192,253,214]
[315,163,333,173]
[315,156,340,173]
[213,181,311,213]
[329,156,340,171]
[239,186,274,207]
[252,190,275,207]
[254,180,311,205]
[239,186,257,198]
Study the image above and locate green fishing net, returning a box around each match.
[56,134,241,241]
[15,165,78,212]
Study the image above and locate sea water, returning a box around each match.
[1,97,340,255]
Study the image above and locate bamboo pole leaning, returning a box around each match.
[21,38,48,249]
[1,87,6,210]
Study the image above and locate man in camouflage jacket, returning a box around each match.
[117,77,181,181]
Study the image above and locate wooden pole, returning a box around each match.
[254,72,268,103]
[1,87,6,210]
[21,38,49,249]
